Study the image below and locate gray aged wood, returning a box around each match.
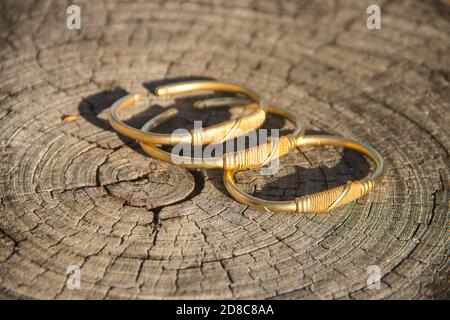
[0,0,448,299]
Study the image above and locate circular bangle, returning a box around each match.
[138,98,305,169]
[223,135,386,213]
[108,81,267,145]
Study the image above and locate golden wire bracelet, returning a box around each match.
[139,98,305,169]
[108,81,267,145]
[223,135,386,213]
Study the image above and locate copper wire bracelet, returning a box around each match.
[138,98,305,169]
[108,81,267,145]
[223,135,386,213]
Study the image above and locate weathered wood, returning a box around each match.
[0,0,448,299]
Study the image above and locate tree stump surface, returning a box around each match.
[0,0,448,299]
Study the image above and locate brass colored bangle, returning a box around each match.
[223,135,386,213]
[139,99,305,169]
[108,81,267,145]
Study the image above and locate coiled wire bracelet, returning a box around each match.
[223,135,386,213]
[138,97,305,170]
[108,81,267,145]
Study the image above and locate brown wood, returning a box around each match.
[0,0,448,299]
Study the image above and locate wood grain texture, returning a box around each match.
[0,0,448,299]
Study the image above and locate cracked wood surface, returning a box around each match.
[0,0,449,299]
